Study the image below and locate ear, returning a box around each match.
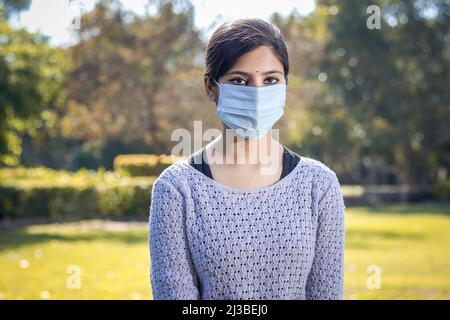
[204,75,217,103]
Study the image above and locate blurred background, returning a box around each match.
[0,0,448,300]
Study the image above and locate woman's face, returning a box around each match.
[206,45,286,103]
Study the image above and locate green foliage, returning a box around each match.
[433,179,450,200]
[317,0,449,186]
[113,154,182,177]
[0,167,155,218]
[62,0,203,152]
[0,16,67,166]
[0,0,447,190]
[0,0,30,19]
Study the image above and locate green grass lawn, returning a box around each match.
[0,203,449,300]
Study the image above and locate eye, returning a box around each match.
[264,77,279,85]
[229,78,247,86]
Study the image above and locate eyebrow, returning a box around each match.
[225,70,284,76]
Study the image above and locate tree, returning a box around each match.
[62,0,203,156]
[0,13,67,166]
[0,0,30,19]
[317,0,449,187]
[270,10,365,181]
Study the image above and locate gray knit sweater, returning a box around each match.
[148,155,346,300]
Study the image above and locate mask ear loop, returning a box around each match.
[209,78,220,102]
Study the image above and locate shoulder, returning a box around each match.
[158,157,191,181]
[295,155,342,203]
[151,157,194,195]
[297,155,338,183]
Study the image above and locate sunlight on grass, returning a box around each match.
[0,203,449,299]
[344,204,450,300]
[0,221,152,300]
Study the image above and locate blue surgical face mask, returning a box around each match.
[213,79,286,140]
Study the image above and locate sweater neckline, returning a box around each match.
[181,155,303,194]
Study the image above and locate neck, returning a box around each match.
[207,125,282,167]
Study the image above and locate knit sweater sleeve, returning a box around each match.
[305,172,345,300]
[148,177,201,300]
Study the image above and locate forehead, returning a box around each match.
[228,45,284,73]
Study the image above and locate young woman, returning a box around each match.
[149,18,346,300]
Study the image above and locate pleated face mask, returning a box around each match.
[213,79,286,140]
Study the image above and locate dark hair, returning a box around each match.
[205,18,289,85]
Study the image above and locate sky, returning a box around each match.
[10,0,316,47]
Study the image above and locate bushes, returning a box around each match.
[0,166,155,219]
[434,179,450,201]
[0,153,183,219]
[113,154,183,177]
